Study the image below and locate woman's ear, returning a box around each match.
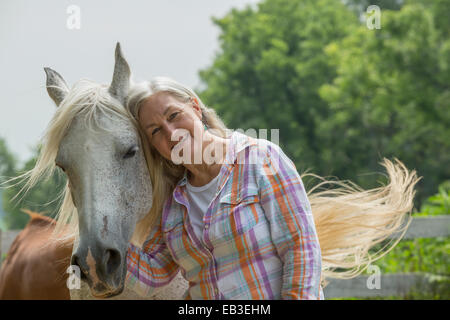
[189,97,202,119]
[190,96,199,108]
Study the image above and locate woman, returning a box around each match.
[124,77,324,300]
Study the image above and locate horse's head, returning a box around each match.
[45,43,152,298]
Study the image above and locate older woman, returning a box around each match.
[125,77,324,300]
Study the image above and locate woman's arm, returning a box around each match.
[125,223,179,297]
[257,143,323,300]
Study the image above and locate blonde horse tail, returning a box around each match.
[303,158,421,287]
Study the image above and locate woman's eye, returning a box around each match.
[168,112,179,121]
[152,127,160,136]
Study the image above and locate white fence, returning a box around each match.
[1,215,449,299]
[323,215,450,298]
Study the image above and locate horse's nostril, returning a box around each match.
[105,249,121,275]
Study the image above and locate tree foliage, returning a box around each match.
[199,0,359,174]
[198,0,449,208]
[0,137,16,180]
[1,145,66,230]
[319,0,450,205]
[0,137,17,229]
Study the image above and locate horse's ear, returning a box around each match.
[109,42,131,106]
[44,67,69,107]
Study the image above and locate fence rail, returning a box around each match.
[1,215,449,298]
[388,215,450,239]
[323,215,449,298]
[0,229,20,262]
[323,272,448,298]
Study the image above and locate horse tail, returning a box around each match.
[304,158,421,287]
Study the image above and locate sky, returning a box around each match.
[0,0,260,165]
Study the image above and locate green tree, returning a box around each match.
[0,137,17,230]
[2,146,66,230]
[199,0,359,176]
[199,0,448,209]
[0,137,17,181]
[318,1,450,206]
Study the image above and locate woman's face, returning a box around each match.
[138,92,204,163]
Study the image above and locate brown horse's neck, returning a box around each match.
[22,209,75,247]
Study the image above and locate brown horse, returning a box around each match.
[0,210,185,300]
[0,210,73,300]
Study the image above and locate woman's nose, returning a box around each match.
[164,123,177,140]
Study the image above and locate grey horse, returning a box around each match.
[44,43,187,299]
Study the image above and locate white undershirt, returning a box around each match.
[185,173,220,241]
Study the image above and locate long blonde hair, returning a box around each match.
[127,77,229,243]
[127,77,420,286]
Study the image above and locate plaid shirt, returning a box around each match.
[126,131,324,300]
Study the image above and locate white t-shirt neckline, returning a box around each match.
[186,173,221,193]
[185,172,221,242]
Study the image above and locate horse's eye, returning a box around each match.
[123,146,138,159]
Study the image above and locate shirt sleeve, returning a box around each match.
[257,143,323,300]
[125,221,180,297]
